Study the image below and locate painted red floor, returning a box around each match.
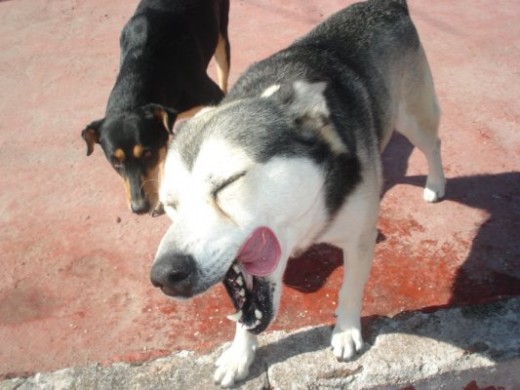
[1,0,519,379]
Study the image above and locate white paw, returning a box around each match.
[214,343,256,388]
[423,181,445,203]
[331,324,363,361]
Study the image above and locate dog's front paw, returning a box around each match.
[331,323,363,361]
[214,341,256,388]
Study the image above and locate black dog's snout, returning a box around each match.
[150,252,195,297]
[131,197,150,214]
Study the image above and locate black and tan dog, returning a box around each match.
[81,0,230,214]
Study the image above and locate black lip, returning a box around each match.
[160,286,178,297]
[159,285,193,299]
[223,263,273,334]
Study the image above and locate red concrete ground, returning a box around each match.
[0,0,519,379]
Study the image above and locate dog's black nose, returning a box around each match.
[131,197,150,214]
[150,252,195,297]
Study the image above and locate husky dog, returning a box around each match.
[150,0,445,386]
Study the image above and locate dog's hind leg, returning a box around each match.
[326,181,380,360]
[214,0,230,93]
[397,46,445,202]
[214,323,258,388]
[214,33,230,93]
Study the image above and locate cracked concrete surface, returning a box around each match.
[3,298,518,390]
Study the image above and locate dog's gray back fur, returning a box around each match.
[174,0,418,215]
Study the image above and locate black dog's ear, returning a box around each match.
[142,103,178,135]
[81,119,104,156]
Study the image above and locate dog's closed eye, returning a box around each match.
[162,172,246,221]
[211,171,247,200]
[210,171,247,222]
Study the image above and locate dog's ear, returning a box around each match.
[81,119,104,156]
[265,81,347,154]
[263,80,330,129]
[142,103,178,135]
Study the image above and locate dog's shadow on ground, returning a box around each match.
[244,133,520,382]
[381,133,520,306]
[283,244,342,293]
[284,132,520,304]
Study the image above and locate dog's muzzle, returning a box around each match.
[150,252,195,297]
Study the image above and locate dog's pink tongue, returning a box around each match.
[236,227,281,277]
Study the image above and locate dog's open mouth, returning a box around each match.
[222,227,281,334]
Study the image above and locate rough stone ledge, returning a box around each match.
[3,297,519,390]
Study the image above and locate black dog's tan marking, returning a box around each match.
[113,149,125,162]
[81,0,231,214]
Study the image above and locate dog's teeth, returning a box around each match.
[233,265,240,273]
[226,311,243,322]
[243,273,254,291]
[239,288,246,297]
[244,319,262,331]
[255,309,263,319]
[236,276,243,286]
